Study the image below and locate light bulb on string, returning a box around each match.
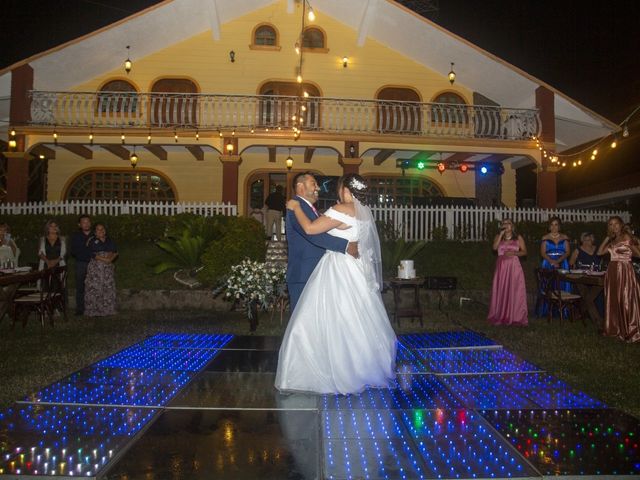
[611,138,617,148]
[195,130,199,141]
[147,132,152,144]
[121,132,126,145]
[622,124,629,138]
[53,129,58,146]
[307,5,315,21]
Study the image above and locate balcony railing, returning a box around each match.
[29,91,541,140]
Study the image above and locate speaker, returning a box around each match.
[425,276,457,290]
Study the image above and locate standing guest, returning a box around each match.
[69,215,93,315]
[597,216,640,343]
[84,223,118,317]
[487,218,528,326]
[536,216,571,316]
[0,223,19,266]
[264,185,286,241]
[38,220,67,271]
[569,232,601,270]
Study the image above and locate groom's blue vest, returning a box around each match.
[285,196,348,311]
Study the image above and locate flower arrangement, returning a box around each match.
[225,259,287,316]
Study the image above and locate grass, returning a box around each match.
[1,304,638,419]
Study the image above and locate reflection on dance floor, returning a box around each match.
[0,331,638,479]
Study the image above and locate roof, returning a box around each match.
[0,0,617,150]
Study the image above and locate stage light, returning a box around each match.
[417,160,426,170]
[459,163,468,173]
[480,165,488,175]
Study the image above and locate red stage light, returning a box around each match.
[459,163,468,173]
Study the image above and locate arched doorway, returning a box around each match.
[246,171,289,217]
[376,87,422,133]
[150,78,198,127]
[259,82,321,128]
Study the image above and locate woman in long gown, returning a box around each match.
[487,218,528,325]
[84,223,118,317]
[597,216,640,343]
[536,216,571,316]
[275,174,397,395]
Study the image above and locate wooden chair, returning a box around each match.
[49,265,68,320]
[535,267,583,323]
[12,268,54,328]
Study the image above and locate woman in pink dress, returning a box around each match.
[597,216,640,343]
[488,218,528,325]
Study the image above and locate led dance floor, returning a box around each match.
[0,330,638,479]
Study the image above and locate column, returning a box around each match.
[535,85,557,208]
[339,157,362,175]
[219,155,242,205]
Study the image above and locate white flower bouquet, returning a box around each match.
[225,259,287,315]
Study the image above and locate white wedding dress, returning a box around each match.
[275,207,397,395]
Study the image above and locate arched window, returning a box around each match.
[431,91,468,124]
[365,175,443,206]
[376,87,422,133]
[66,170,176,202]
[150,78,198,127]
[97,79,138,114]
[253,24,277,46]
[302,27,325,49]
[259,82,321,128]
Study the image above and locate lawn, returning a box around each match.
[1,304,638,419]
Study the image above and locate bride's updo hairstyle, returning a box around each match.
[338,173,369,204]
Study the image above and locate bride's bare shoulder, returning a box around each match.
[332,202,355,216]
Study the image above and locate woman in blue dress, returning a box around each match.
[536,216,572,316]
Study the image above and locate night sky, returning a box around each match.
[1,0,638,124]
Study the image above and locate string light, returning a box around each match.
[53,129,58,146]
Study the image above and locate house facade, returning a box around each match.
[0,0,617,215]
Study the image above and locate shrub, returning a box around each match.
[198,216,266,286]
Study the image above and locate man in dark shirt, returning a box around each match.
[69,214,93,315]
[264,185,286,241]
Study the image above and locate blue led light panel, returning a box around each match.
[95,345,220,371]
[399,331,499,350]
[442,373,605,410]
[401,409,538,478]
[23,367,194,407]
[141,333,234,349]
[323,375,462,410]
[0,404,157,477]
[480,409,640,476]
[410,348,544,374]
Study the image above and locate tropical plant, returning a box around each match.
[152,229,207,273]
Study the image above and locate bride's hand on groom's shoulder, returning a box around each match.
[286,199,300,210]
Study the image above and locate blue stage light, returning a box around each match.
[480,165,489,175]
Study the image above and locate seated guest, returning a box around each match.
[569,232,600,270]
[0,223,19,266]
[38,220,67,270]
[84,223,118,317]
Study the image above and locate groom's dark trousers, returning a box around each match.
[285,196,348,312]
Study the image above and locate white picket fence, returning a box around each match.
[0,200,237,217]
[371,204,630,241]
[0,200,629,241]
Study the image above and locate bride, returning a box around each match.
[275,174,397,395]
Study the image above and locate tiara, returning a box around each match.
[349,177,367,192]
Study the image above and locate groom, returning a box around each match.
[286,172,358,311]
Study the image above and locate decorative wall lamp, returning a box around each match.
[124,46,132,74]
[342,56,349,68]
[8,129,17,149]
[226,140,234,153]
[130,146,138,168]
[286,148,294,170]
[229,50,235,63]
[448,62,456,85]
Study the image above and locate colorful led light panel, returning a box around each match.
[401,409,539,478]
[399,331,499,350]
[141,333,234,349]
[22,366,194,407]
[480,408,640,476]
[0,404,157,477]
[406,348,544,374]
[442,373,606,410]
[95,345,220,371]
[323,375,461,410]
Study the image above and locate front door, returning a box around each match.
[247,172,289,217]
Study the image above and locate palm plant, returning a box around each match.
[152,229,207,274]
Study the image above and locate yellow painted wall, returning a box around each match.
[73,1,471,103]
[40,0,528,208]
